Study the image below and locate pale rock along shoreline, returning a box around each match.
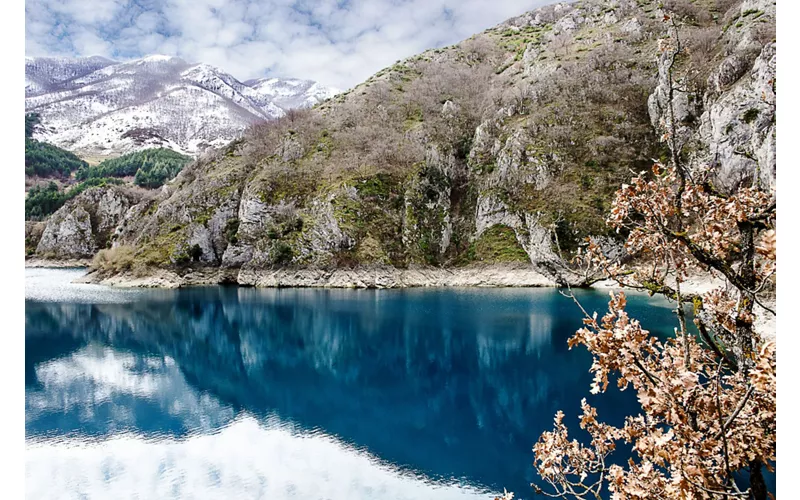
[26,260,775,339]
[593,270,776,341]
[70,263,556,289]
[25,258,93,268]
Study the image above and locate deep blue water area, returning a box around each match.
[25,268,703,499]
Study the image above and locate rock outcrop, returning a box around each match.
[80,263,556,289]
[647,0,777,192]
[25,221,46,256]
[35,186,142,259]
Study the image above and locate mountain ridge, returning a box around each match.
[25,55,338,157]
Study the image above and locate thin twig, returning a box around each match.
[713,385,755,441]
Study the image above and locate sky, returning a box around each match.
[25,0,549,90]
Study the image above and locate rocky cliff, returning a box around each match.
[31,186,144,259]
[28,0,777,288]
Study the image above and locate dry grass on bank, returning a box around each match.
[90,245,142,276]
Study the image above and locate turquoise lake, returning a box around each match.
[26,268,687,499]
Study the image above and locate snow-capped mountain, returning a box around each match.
[245,78,335,110]
[25,55,117,96]
[25,55,339,157]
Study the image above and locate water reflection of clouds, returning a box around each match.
[27,417,497,500]
[26,346,496,499]
[527,313,553,353]
[26,345,235,435]
[25,268,148,304]
[475,312,553,369]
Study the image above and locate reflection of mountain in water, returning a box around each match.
[25,287,679,496]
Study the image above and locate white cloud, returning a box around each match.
[27,416,497,500]
[70,29,116,58]
[26,0,551,90]
[26,345,497,499]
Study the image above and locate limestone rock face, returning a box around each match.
[222,184,356,269]
[94,188,134,237]
[473,193,559,274]
[207,197,240,261]
[647,40,776,193]
[297,189,356,262]
[37,207,94,258]
[709,54,751,93]
[184,224,216,264]
[475,194,520,238]
[646,1,776,193]
[521,213,559,265]
[699,43,776,192]
[647,50,703,147]
[35,186,140,259]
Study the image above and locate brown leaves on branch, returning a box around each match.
[533,292,775,499]
[605,163,775,286]
[529,159,775,498]
[528,156,776,498]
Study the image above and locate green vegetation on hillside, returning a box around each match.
[25,138,89,177]
[82,0,774,272]
[210,13,664,266]
[25,112,89,178]
[25,113,89,178]
[468,225,530,263]
[23,114,183,222]
[25,177,124,220]
[76,148,191,188]
[25,113,40,138]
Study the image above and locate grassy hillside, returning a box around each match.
[79,0,778,272]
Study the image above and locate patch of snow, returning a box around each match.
[25,56,336,156]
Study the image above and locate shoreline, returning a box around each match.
[70,263,558,289]
[21,259,738,294]
[25,257,93,268]
[26,260,776,339]
[24,259,733,295]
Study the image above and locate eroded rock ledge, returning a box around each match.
[73,263,556,289]
[25,257,93,268]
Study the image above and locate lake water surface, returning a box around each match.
[26,268,684,500]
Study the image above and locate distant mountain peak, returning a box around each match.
[25,55,337,158]
[140,54,182,63]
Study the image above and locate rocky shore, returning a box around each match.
[25,257,93,268]
[69,263,556,289]
[26,259,776,339]
[22,259,750,296]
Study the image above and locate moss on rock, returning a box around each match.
[470,224,529,263]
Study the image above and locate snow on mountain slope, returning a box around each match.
[180,64,277,120]
[25,56,116,97]
[25,55,338,157]
[246,78,340,110]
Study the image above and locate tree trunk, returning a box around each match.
[749,460,767,500]
[735,220,757,373]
